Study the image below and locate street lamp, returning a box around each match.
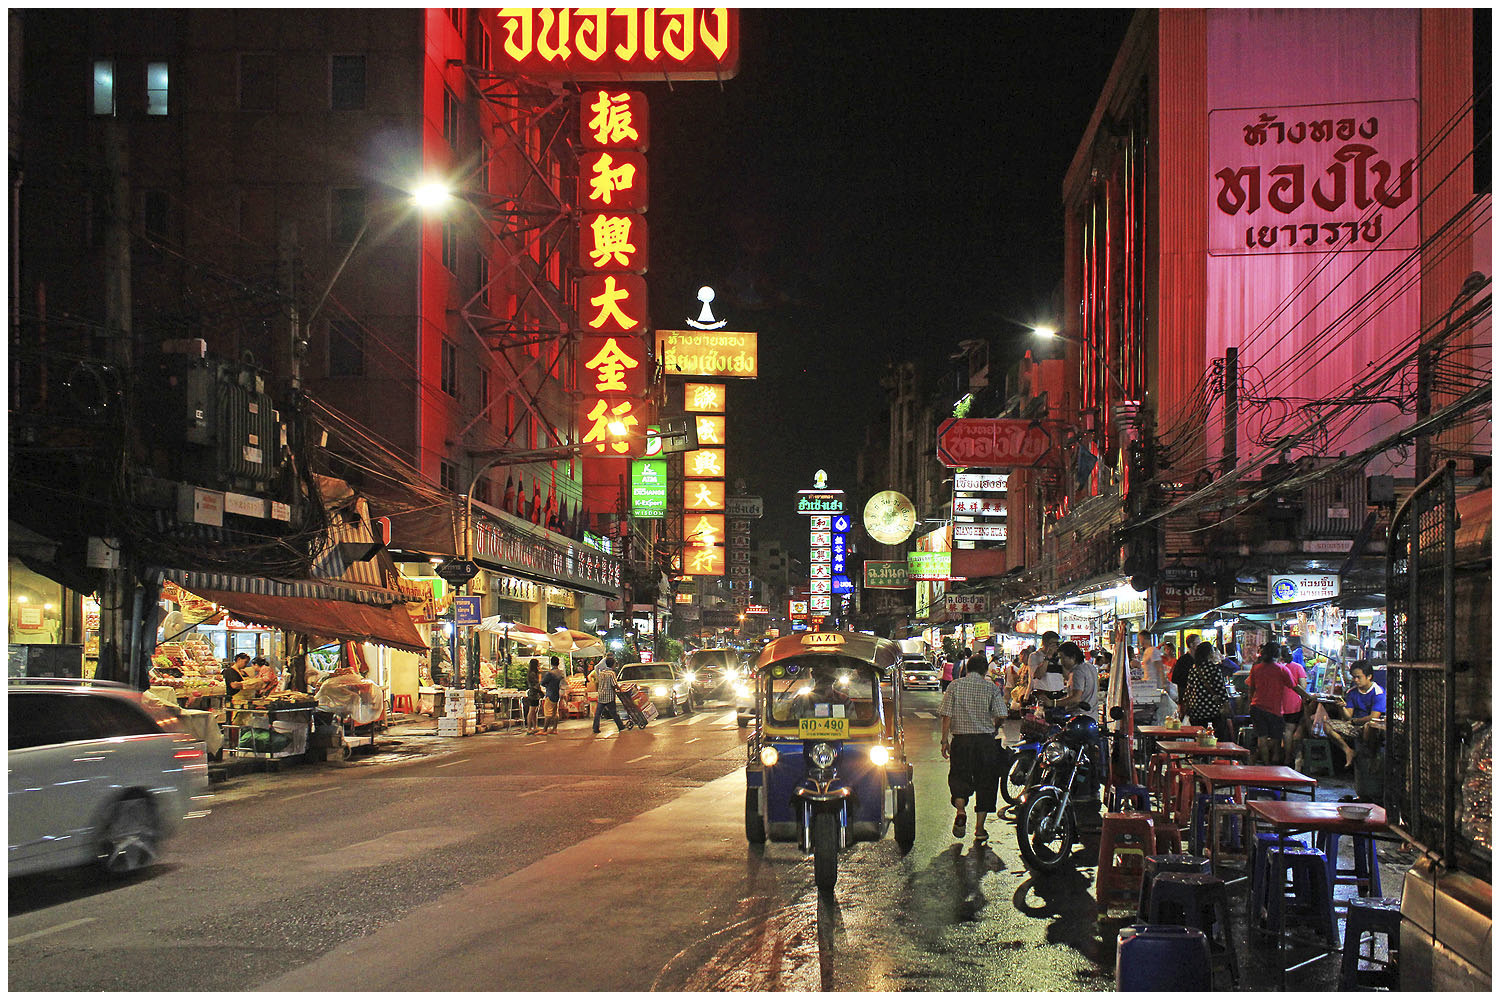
[1030,325,1130,398]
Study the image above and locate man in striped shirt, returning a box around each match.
[939,653,1009,844]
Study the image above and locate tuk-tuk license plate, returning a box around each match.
[799,717,849,740]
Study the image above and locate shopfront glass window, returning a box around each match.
[8,560,67,647]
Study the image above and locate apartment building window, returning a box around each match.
[473,478,491,505]
[441,220,458,273]
[440,460,460,493]
[479,26,492,69]
[330,54,366,111]
[441,340,458,397]
[327,319,364,377]
[142,190,169,238]
[443,85,460,149]
[448,9,464,36]
[477,252,489,307]
[92,60,115,116]
[479,368,490,418]
[145,61,169,116]
[331,187,366,246]
[238,53,275,111]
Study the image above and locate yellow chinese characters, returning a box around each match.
[587,215,639,269]
[587,91,639,147]
[588,153,637,205]
[587,275,639,331]
[582,398,638,453]
[583,336,640,393]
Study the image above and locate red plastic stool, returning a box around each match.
[1146,753,1171,798]
[1097,812,1156,911]
[392,694,413,714]
[1153,823,1184,854]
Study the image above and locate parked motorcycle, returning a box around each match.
[1015,706,1125,872]
[999,691,1076,808]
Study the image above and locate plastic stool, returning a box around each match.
[1260,846,1336,945]
[1146,872,1239,986]
[1116,924,1212,990]
[1339,896,1402,990]
[1153,822,1184,854]
[1168,765,1196,822]
[1112,784,1152,813]
[392,694,414,714]
[1236,724,1256,748]
[1097,813,1157,910]
[1137,854,1211,920]
[1208,800,1249,864]
[1317,829,1382,898]
[1192,792,1236,854]
[1249,833,1305,923]
[1298,736,1336,777]
[1146,753,1171,798]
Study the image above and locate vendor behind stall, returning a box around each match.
[251,655,280,696]
[222,652,251,699]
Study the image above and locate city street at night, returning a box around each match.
[7,7,1491,994]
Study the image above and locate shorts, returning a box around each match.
[1282,709,1304,725]
[1252,706,1285,742]
[544,698,559,719]
[947,733,1002,814]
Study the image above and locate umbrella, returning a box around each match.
[550,627,604,654]
[475,618,551,646]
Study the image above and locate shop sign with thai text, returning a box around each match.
[726,495,762,518]
[488,8,739,82]
[1209,100,1418,255]
[907,551,952,581]
[936,418,1057,469]
[864,560,910,590]
[655,330,758,378]
[471,512,620,594]
[954,472,1009,492]
[1268,574,1341,603]
[944,594,989,616]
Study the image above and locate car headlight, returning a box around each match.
[725,667,739,680]
[760,746,779,767]
[652,685,667,697]
[810,742,836,768]
[682,671,695,684]
[733,683,749,697]
[869,745,890,766]
[1041,743,1071,766]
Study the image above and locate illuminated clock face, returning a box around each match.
[863,490,917,545]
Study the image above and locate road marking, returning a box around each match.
[684,737,701,745]
[518,782,568,798]
[434,758,466,768]
[11,918,95,945]
[625,754,652,763]
[524,740,546,746]
[281,785,340,803]
[914,711,935,719]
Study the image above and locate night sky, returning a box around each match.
[644,10,1136,546]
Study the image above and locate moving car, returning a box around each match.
[8,679,211,878]
[616,662,693,717]
[897,638,940,690]
[683,647,739,701]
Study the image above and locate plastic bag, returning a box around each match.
[1459,722,1491,856]
[1311,703,1330,737]
[316,673,386,725]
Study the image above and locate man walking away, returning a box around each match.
[592,655,626,734]
[541,655,566,735]
[939,654,1009,845]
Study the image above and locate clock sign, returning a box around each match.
[863,490,916,545]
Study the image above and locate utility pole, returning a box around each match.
[276,220,302,391]
[1222,347,1238,474]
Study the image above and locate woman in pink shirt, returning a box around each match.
[940,657,955,692]
[1280,653,1310,767]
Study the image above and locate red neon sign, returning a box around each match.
[487,9,739,82]
[577,274,647,334]
[579,151,649,213]
[580,90,650,151]
[579,213,649,274]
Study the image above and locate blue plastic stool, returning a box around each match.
[1316,829,1382,897]
[1111,783,1152,813]
[1191,792,1235,854]
[1116,924,1213,990]
[1339,896,1402,989]
[1261,846,1336,945]
[1138,853,1212,921]
[1249,833,1304,920]
[1146,872,1240,986]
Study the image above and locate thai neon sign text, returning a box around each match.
[490,8,739,82]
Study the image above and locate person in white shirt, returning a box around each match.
[1028,631,1066,704]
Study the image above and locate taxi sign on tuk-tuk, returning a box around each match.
[800,632,845,647]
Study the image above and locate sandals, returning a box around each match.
[973,828,990,844]
[952,813,967,838]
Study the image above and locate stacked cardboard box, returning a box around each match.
[438,689,478,737]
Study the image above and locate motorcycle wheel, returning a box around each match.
[1000,750,1035,807]
[1016,789,1075,872]
[893,784,916,851]
[811,810,839,893]
[745,788,766,844]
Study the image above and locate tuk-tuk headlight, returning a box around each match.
[869,745,891,767]
[652,685,668,697]
[810,742,836,769]
[760,746,779,767]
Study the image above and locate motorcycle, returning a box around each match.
[999,690,1077,808]
[1015,705,1125,872]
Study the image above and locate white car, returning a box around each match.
[616,662,693,716]
[8,679,211,878]
[900,657,942,690]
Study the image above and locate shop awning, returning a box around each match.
[1146,593,1384,633]
[181,588,427,652]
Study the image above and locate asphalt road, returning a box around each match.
[13,688,1351,991]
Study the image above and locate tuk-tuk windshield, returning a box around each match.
[763,656,879,726]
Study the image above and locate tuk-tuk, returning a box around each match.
[743,630,916,893]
